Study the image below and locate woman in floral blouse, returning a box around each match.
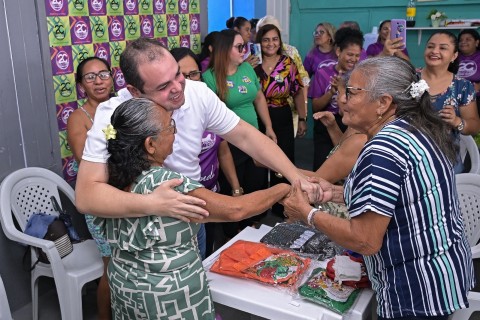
[254,24,307,217]
[420,31,480,172]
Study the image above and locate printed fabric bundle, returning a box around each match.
[260,222,343,259]
[210,240,311,286]
[298,267,360,314]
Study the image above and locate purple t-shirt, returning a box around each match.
[303,48,337,77]
[199,131,222,192]
[458,51,480,96]
[366,40,409,57]
[200,57,210,73]
[308,64,340,114]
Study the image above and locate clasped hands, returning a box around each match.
[281,176,333,223]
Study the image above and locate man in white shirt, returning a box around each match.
[76,38,320,221]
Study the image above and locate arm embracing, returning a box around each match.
[75,160,209,221]
[190,183,291,222]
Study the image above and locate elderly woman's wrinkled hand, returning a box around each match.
[281,180,312,223]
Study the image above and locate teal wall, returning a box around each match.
[289,0,480,137]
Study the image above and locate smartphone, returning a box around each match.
[390,19,407,50]
[250,43,263,64]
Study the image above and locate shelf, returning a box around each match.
[407,26,479,45]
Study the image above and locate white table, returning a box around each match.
[203,225,375,320]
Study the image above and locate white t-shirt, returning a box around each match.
[82,80,240,180]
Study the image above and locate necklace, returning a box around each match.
[327,131,362,158]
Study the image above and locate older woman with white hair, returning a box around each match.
[283,56,475,320]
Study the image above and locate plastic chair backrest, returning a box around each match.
[459,135,480,174]
[455,173,480,247]
[8,170,66,231]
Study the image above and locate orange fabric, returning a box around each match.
[210,240,311,286]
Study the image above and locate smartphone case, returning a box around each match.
[390,19,407,50]
[250,43,262,64]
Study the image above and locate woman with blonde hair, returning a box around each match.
[304,22,337,77]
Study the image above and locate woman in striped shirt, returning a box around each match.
[283,56,475,319]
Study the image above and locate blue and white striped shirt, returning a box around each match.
[345,118,475,318]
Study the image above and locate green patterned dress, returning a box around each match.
[95,166,215,320]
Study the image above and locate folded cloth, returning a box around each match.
[332,255,362,282]
[210,240,311,286]
[24,213,57,239]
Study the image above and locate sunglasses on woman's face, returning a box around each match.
[233,43,247,53]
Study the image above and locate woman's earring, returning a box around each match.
[378,114,383,120]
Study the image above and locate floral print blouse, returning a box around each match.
[255,55,303,108]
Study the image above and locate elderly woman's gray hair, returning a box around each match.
[107,98,168,189]
[353,56,457,163]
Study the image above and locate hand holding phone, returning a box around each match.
[250,43,263,65]
[390,19,407,50]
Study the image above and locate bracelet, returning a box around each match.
[298,117,307,122]
[307,208,320,228]
[232,187,244,195]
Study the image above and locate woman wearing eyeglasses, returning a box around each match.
[203,28,275,237]
[283,56,474,320]
[303,22,337,78]
[101,98,290,319]
[170,47,241,258]
[309,27,363,171]
[66,56,113,320]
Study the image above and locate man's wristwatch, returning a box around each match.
[456,118,465,132]
[298,118,307,122]
[232,187,244,195]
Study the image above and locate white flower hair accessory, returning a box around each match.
[408,79,429,99]
[103,124,117,140]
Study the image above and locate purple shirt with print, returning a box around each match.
[303,48,337,77]
[199,131,222,192]
[366,40,409,57]
[308,64,340,114]
[459,51,480,96]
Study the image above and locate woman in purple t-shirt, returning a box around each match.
[458,29,480,112]
[303,22,337,77]
[308,27,363,170]
[366,20,409,61]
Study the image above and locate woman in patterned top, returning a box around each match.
[101,98,290,319]
[66,56,113,320]
[254,24,306,217]
[283,56,475,320]
[420,31,480,172]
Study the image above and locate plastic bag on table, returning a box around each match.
[297,265,360,315]
[260,222,344,260]
[209,240,311,288]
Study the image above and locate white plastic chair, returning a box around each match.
[0,275,12,320]
[451,173,480,319]
[0,167,103,320]
[459,135,480,174]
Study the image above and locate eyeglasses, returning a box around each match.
[313,30,326,36]
[159,118,177,134]
[182,70,201,80]
[345,86,373,100]
[233,43,247,53]
[82,70,111,83]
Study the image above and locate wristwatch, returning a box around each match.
[298,118,307,122]
[456,119,465,132]
[232,187,244,195]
